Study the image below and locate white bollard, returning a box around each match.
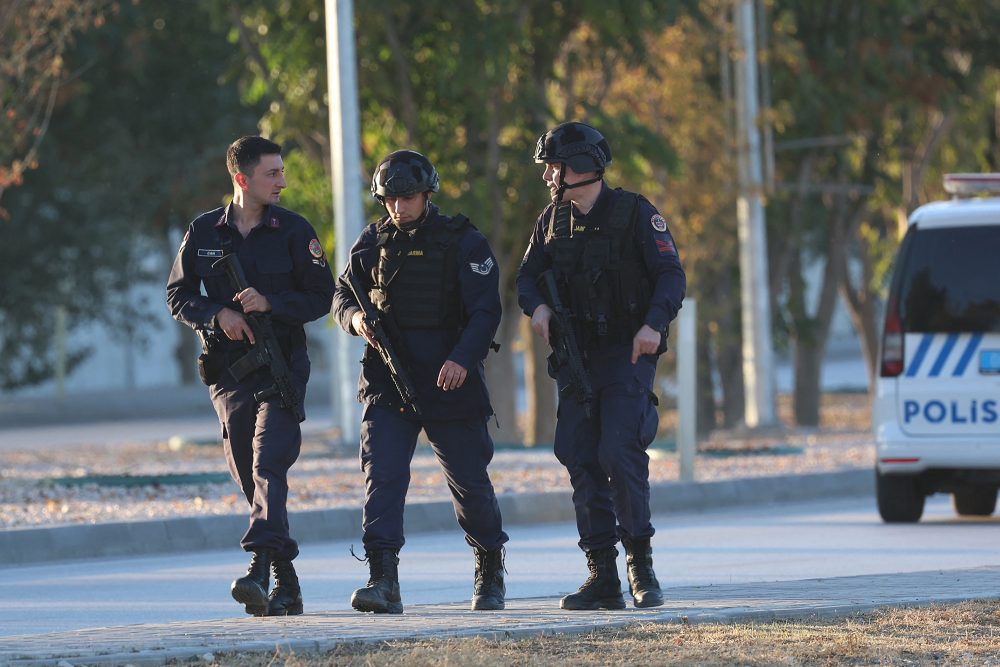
[677,299,697,482]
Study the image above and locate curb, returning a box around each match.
[2,565,996,667]
[0,469,872,565]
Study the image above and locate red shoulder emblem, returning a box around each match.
[309,238,324,259]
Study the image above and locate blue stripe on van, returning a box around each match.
[953,333,983,376]
[928,334,959,377]
[906,334,934,377]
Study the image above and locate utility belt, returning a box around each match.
[196,328,304,386]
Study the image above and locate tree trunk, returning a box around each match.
[487,296,520,446]
[165,229,198,385]
[523,316,556,446]
[792,339,823,426]
[839,233,881,394]
[696,315,717,436]
[791,238,841,427]
[714,271,745,428]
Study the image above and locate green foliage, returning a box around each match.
[279,150,334,252]
[0,0,259,389]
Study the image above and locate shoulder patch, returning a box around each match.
[309,238,324,259]
[469,257,495,275]
[650,214,668,232]
[655,238,676,255]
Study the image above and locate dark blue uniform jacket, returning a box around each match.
[516,183,686,343]
[332,204,501,421]
[166,203,335,354]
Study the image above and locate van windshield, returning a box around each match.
[899,225,1000,333]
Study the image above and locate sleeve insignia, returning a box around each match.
[650,214,668,232]
[655,239,676,255]
[469,257,495,275]
[309,238,325,259]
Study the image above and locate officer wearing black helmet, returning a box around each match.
[332,149,508,614]
[516,122,686,610]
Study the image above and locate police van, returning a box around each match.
[875,173,1000,522]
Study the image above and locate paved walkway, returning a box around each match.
[3,566,999,666]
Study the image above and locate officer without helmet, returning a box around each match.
[332,150,508,614]
[516,121,686,610]
[166,136,336,617]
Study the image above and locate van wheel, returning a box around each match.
[952,488,998,516]
[876,470,925,522]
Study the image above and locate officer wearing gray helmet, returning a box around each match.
[332,150,508,614]
[517,122,686,610]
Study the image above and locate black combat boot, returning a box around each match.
[267,559,304,616]
[471,547,506,611]
[231,549,271,616]
[351,549,403,614]
[622,536,664,608]
[560,546,626,610]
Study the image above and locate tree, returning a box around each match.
[766,0,1000,424]
[0,0,260,389]
[221,1,697,443]
[0,0,114,215]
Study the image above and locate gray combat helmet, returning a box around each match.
[533,121,612,174]
[371,150,440,203]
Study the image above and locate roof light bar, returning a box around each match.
[943,173,1000,197]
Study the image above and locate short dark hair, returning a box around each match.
[227,136,282,179]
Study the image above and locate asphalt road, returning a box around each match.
[2,494,997,638]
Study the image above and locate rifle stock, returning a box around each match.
[212,254,305,422]
[347,272,424,418]
[539,269,594,418]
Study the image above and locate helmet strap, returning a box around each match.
[388,193,431,233]
[553,165,603,203]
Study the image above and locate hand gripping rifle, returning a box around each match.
[347,272,424,418]
[212,254,305,422]
[539,269,594,418]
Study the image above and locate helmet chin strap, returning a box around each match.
[553,165,603,203]
[391,194,430,232]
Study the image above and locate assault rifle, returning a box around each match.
[539,269,593,418]
[347,272,424,418]
[212,254,305,422]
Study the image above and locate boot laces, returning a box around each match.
[474,547,506,593]
[580,552,604,589]
[272,560,298,587]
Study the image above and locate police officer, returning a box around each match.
[332,150,508,614]
[516,122,686,610]
[166,136,335,617]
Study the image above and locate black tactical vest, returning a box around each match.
[371,215,471,329]
[546,190,651,347]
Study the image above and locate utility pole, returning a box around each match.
[733,0,778,428]
[325,0,365,442]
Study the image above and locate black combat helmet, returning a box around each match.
[371,150,440,202]
[533,121,612,174]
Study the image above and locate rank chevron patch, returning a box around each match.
[470,257,495,275]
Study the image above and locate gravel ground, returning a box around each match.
[0,394,874,530]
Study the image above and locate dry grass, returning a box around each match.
[657,391,873,437]
[208,601,1000,666]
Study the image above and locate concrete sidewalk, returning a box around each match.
[0,469,873,565]
[2,566,999,666]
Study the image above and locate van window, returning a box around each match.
[898,225,1000,333]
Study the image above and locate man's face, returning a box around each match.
[542,161,595,199]
[241,153,286,205]
[384,193,427,226]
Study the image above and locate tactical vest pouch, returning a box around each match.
[197,332,226,386]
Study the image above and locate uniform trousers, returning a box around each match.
[553,345,660,551]
[210,348,309,561]
[359,403,508,552]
